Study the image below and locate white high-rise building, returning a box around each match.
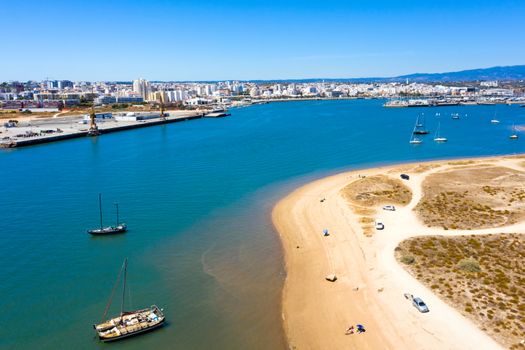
[132,78,150,100]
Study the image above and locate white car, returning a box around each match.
[382,205,396,211]
[412,297,429,313]
[375,220,384,230]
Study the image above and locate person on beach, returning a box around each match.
[345,325,354,335]
[357,324,366,333]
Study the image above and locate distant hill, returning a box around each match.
[390,65,525,83]
[243,65,525,84]
[121,65,525,84]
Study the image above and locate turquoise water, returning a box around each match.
[0,100,523,349]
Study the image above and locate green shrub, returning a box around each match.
[457,258,481,272]
[401,255,416,265]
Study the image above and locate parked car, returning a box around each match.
[375,219,384,230]
[382,205,396,211]
[412,297,429,313]
[400,174,410,180]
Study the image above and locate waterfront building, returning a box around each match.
[82,112,113,122]
[62,98,81,107]
[133,78,151,100]
[114,112,163,121]
[186,97,210,105]
[95,96,144,105]
[148,91,167,102]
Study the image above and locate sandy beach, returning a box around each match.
[272,155,525,350]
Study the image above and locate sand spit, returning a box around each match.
[272,155,525,350]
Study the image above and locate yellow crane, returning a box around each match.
[87,105,100,136]
[159,91,167,120]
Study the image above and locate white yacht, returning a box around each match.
[510,124,519,139]
[434,122,447,142]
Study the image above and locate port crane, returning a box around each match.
[87,105,100,136]
[158,91,167,120]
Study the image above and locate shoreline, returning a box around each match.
[272,154,525,349]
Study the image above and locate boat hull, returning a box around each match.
[99,319,165,342]
[87,225,127,235]
[95,305,165,342]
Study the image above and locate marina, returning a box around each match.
[384,97,525,108]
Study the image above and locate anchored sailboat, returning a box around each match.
[87,194,127,235]
[434,122,447,142]
[413,114,429,135]
[490,111,500,124]
[93,259,165,342]
[409,134,422,144]
[510,124,519,139]
[409,119,423,144]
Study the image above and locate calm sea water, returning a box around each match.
[0,100,523,349]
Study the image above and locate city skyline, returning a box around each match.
[1,0,524,81]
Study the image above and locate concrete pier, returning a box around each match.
[0,111,206,148]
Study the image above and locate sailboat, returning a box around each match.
[87,194,127,235]
[490,111,500,124]
[93,259,165,342]
[451,113,460,119]
[510,124,519,139]
[409,134,422,144]
[434,122,447,142]
[413,114,429,135]
[409,119,423,144]
[416,113,424,127]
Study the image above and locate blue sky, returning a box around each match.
[1,0,524,81]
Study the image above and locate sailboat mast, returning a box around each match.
[120,258,128,318]
[99,193,103,230]
[115,203,119,226]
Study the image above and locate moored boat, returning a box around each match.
[93,259,166,342]
[434,122,447,142]
[88,224,127,235]
[95,305,165,342]
[87,194,127,235]
[412,113,429,135]
[510,124,519,139]
[409,117,423,144]
[409,137,422,144]
[490,111,500,124]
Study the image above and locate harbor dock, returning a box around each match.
[1,110,225,148]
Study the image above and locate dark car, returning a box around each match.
[400,174,410,180]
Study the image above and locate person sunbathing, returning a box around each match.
[356,324,366,333]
